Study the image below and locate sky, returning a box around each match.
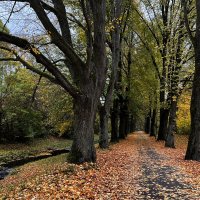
[0,2,45,36]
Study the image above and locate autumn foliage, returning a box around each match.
[1,132,200,199]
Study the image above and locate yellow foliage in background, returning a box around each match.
[177,91,191,134]
[56,121,72,137]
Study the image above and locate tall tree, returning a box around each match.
[0,0,107,163]
[183,0,200,161]
[165,12,187,148]
[99,0,122,148]
[110,0,132,142]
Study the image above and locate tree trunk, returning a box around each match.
[158,88,166,140]
[130,114,135,133]
[69,0,106,162]
[157,108,169,140]
[0,110,2,141]
[99,0,122,148]
[185,63,200,160]
[125,112,129,137]
[99,106,109,148]
[145,110,151,134]
[165,100,176,148]
[157,2,169,140]
[126,112,131,135]
[69,97,97,163]
[119,98,126,139]
[124,99,129,137]
[150,109,156,137]
[185,0,200,161]
[119,111,126,139]
[111,98,119,142]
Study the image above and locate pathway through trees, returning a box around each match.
[1,132,200,199]
[135,132,200,199]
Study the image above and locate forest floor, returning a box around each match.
[0,132,200,199]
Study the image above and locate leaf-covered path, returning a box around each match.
[135,132,200,199]
[0,132,200,199]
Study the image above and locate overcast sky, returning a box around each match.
[0,2,46,36]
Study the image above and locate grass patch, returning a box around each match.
[0,137,72,165]
[0,135,99,165]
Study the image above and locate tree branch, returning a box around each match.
[133,5,161,52]
[66,12,86,31]
[28,0,85,75]
[0,57,17,62]
[52,0,73,46]
[133,31,161,80]
[79,0,93,67]
[0,33,81,98]
[2,1,16,31]
[182,0,195,47]
[0,46,57,83]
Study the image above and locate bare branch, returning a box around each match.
[2,1,16,31]
[52,0,73,46]
[0,32,81,98]
[0,57,17,62]
[0,46,57,83]
[67,12,86,31]
[79,0,93,66]
[31,67,46,104]
[182,0,195,46]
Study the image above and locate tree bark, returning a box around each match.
[70,97,97,163]
[124,99,129,137]
[119,97,126,139]
[98,0,121,148]
[130,114,135,133]
[145,110,151,134]
[185,0,200,161]
[185,62,200,160]
[99,105,109,148]
[165,100,176,148]
[158,89,167,140]
[69,0,107,162]
[150,109,156,137]
[157,108,169,140]
[157,1,170,141]
[111,98,119,142]
[0,110,3,141]
[119,113,126,139]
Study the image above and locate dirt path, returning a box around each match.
[134,132,200,200]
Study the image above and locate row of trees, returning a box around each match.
[139,0,200,161]
[0,0,200,162]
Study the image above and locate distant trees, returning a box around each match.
[0,69,45,142]
[133,0,194,142]
[0,64,74,143]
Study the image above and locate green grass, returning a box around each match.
[0,137,72,165]
[0,135,99,165]
[0,135,100,197]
